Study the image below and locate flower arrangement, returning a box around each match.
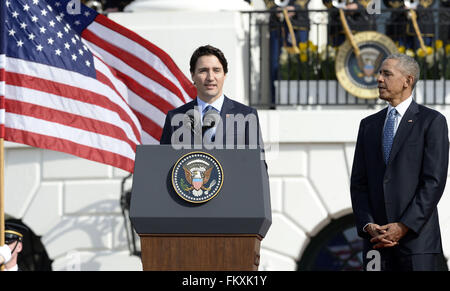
[278,39,450,80]
[410,40,450,80]
[279,41,337,80]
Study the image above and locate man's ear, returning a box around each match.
[15,242,23,254]
[405,75,414,88]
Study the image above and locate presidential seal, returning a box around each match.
[335,31,398,99]
[172,152,224,203]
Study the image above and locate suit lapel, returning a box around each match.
[387,100,419,165]
[191,98,198,109]
[220,96,235,117]
[219,96,235,140]
[186,99,198,146]
[369,108,388,166]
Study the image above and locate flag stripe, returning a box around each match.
[142,131,158,144]
[85,38,185,109]
[6,99,138,151]
[93,55,132,107]
[6,70,140,144]
[92,14,195,101]
[91,48,171,138]
[0,55,4,136]
[5,57,142,138]
[82,29,187,105]
[5,112,136,160]
[93,57,168,140]
[5,83,140,145]
[5,127,135,172]
[114,69,175,115]
[132,110,163,142]
[127,89,166,128]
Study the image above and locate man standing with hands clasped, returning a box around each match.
[351,54,449,271]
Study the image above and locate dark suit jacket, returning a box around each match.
[350,100,449,254]
[160,96,264,149]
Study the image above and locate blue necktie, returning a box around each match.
[202,105,219,140]
[383,108,397,164]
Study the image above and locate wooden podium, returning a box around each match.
[140,234,261,271]
[130,146,271,271]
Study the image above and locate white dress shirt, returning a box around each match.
[383,95,413,136]
[196,95,224,125]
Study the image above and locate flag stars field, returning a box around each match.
[5,0,94,74]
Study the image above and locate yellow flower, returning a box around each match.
[426,46,433,55]
[416,48,426,58]
[398,46,406,54]
[307,40,318,52]
[436,39,443,50]
[446,44,450,55]
[300,53,308,62]
[299,42,307,52]
[406,48,415,58]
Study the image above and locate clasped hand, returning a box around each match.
[365,222,409,249]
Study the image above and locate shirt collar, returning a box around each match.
[196,95,224,113]
[387,95,413,118]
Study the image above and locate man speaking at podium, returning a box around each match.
[350,54,449,271]
[160,45,264,151]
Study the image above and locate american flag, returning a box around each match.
[0,0,196,172]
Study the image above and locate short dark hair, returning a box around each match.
[189,45,228,74]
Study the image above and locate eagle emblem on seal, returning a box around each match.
[172,152,223,203]
[183,165,215,197]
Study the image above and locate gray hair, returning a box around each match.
[384,53,420,89]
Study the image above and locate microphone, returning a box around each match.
[202,109,220,130]
[184,109,201,135]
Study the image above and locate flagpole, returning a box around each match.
[0,138,4,271]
